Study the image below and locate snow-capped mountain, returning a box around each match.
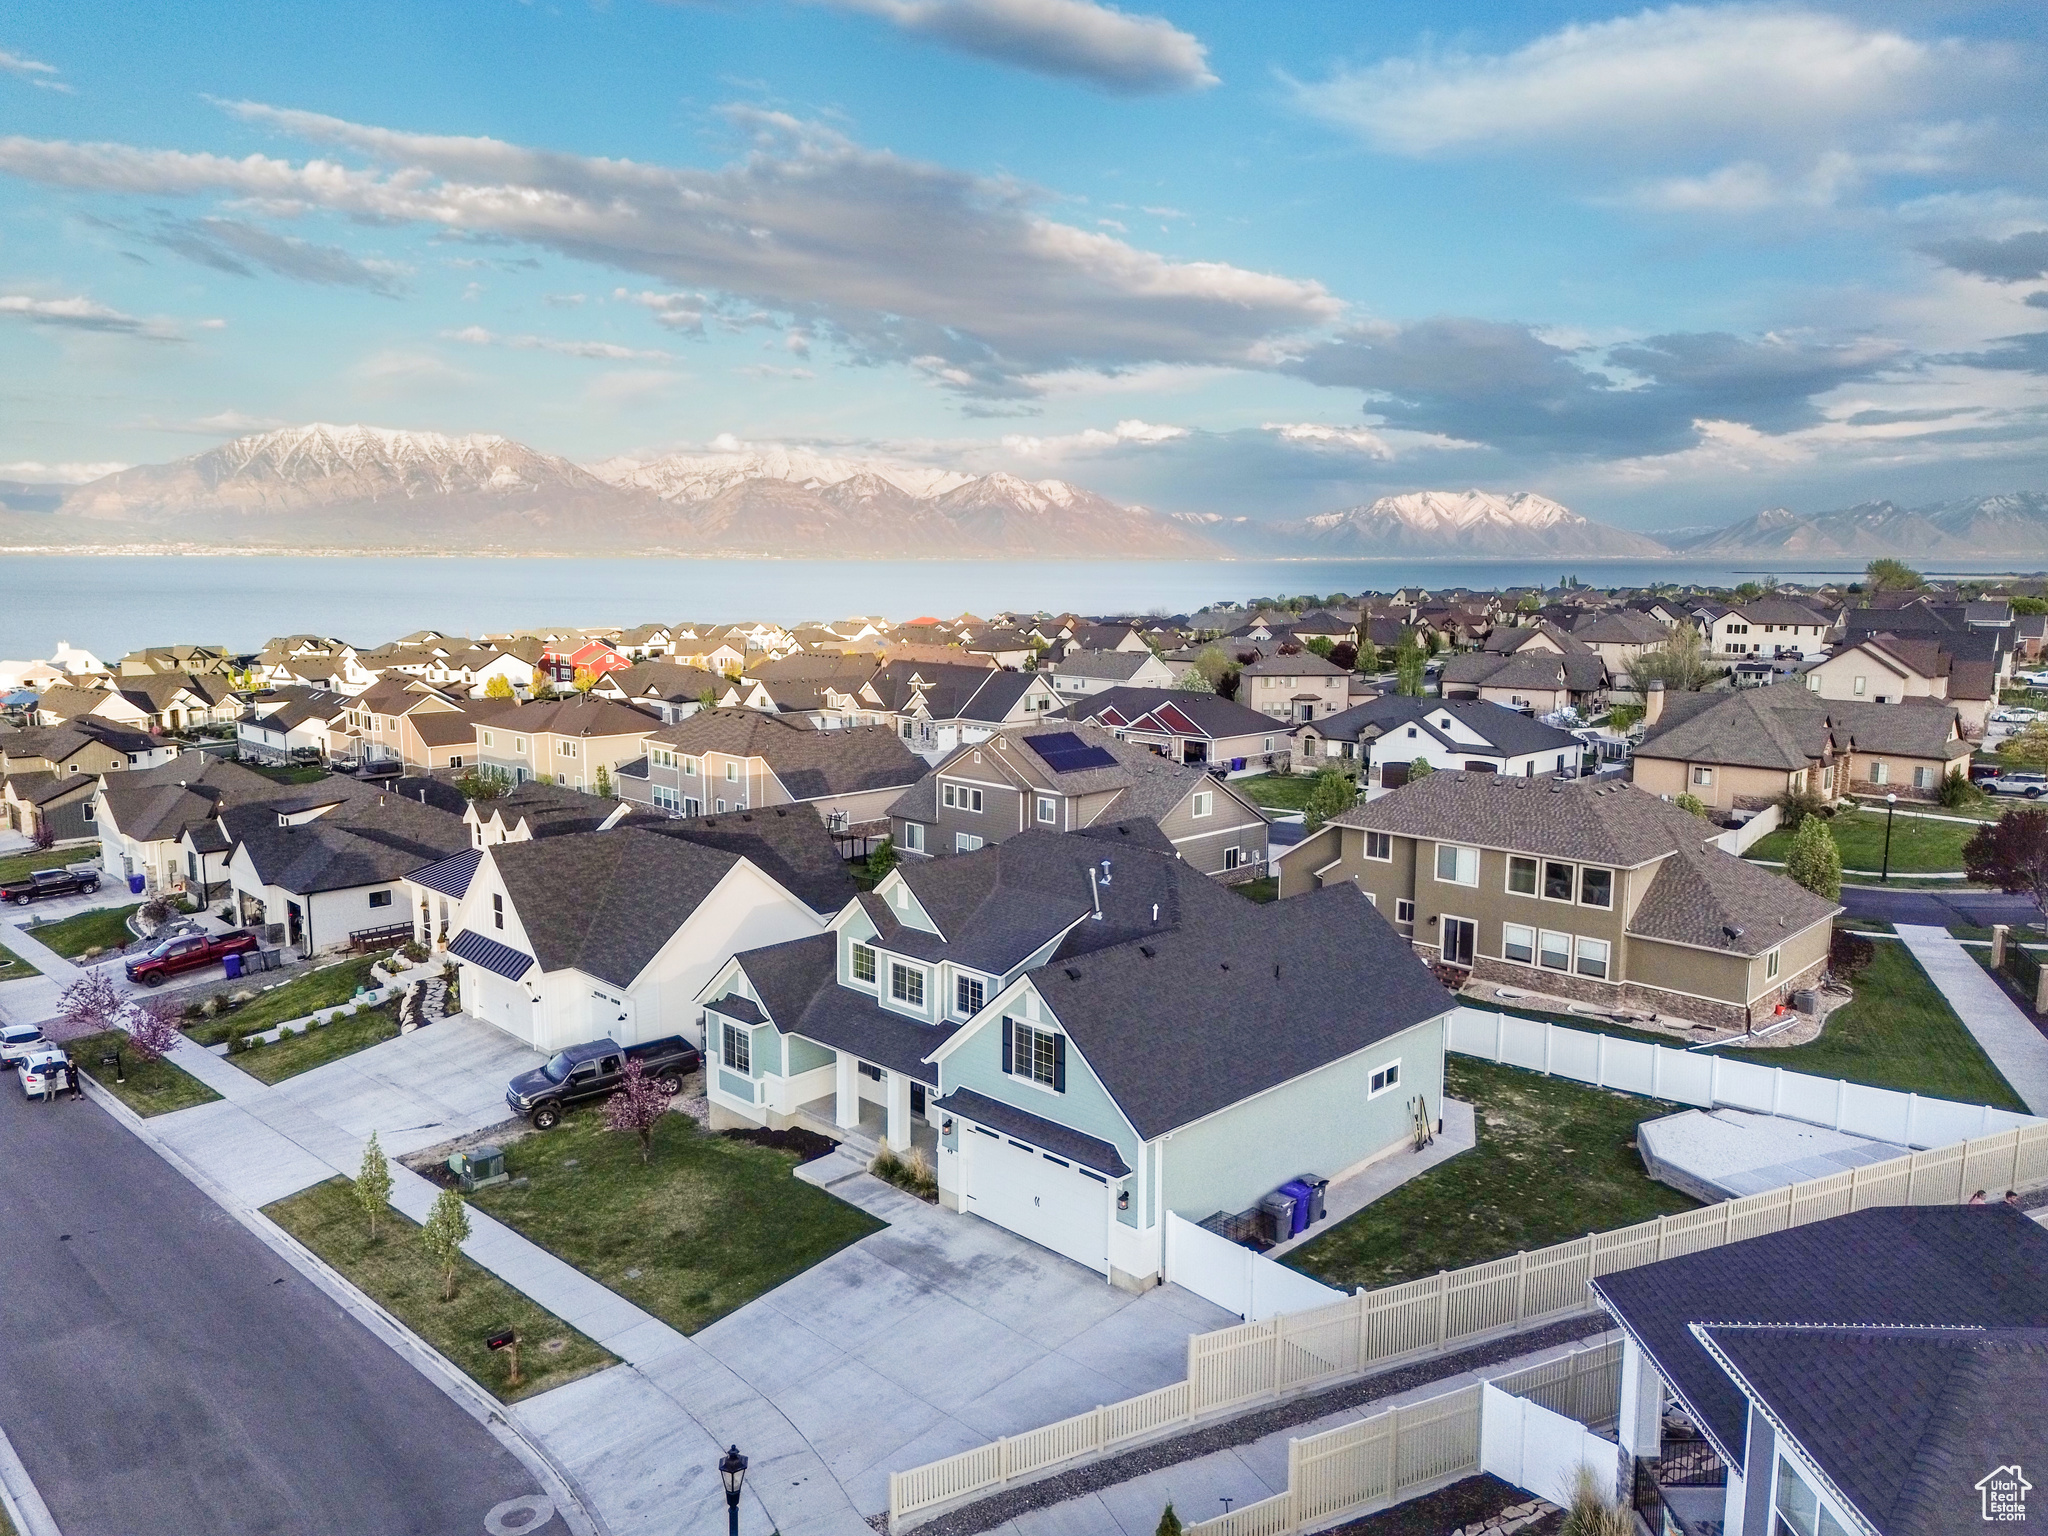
[1275,490,1670,557]
[1677,493,2048,557]
[589,445,974,503]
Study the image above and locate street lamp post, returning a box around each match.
[718,1444,748,1536]
[1881,792,1898,884]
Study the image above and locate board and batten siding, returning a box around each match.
[1161,1014,1445,1222]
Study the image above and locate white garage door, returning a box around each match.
[964,1129,1108,1274]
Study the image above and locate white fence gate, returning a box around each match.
[1478,1382,1616,1507]
[1164,1212,1347,1321]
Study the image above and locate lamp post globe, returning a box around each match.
[719,1445,748,1536]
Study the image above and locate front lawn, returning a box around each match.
[67,1028,221,1117]
[265,1177,615,1404]
[471,1106,884,1335]
[1232,771,1317,811]
[1285,1057,1699,1291]
[184,953,388,1044]
[0,938,36,983]
[0,844,95,886]
[1746,807,1975,874]
[234,1001,402,1085]
[26,902,142,958]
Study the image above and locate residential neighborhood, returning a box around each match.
[3,569,2047,1536]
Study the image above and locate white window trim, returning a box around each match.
[1574,935,1610,979]
[1502,921,1536,965]
[1394,898,1415,924]
[1578,867,1614,910]
[1191,790,1214,819]
[1363,829,1393,862]
[1009,1018,1061,1093]
[1435,843,1479,887]
[1765,948,1780,980]
[1368,1059,1402,1098]
[889,961,927,1008]
[850,941,878,988]
[1538,929,1572,971]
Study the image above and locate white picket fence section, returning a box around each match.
[1165,1212,1348,1322]
[1450,1006,2041,1147]
[1478,1383,1615,1508]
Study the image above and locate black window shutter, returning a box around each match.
[1052,1034,1067,1093]
[1001,1017,1013,1074]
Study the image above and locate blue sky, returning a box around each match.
[3,0,2046,531]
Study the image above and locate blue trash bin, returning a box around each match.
[128,874,146,895]
[1279,1180,1313,1237]
[223,953,243,980]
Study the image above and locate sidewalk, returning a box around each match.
[1894,925,2048,1115]
[0,920,85,1027]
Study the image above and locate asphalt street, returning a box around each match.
[0,1083,554,1536]
[1838,883,2042,930]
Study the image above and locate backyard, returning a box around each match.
[66,1027,221,1117]
[233,1000,403,1085]
[24,902,142,959]
[1232,771,1317,812]
[265,1177,615,1404]
[470,1107,884,1335]
[1745,806,1976,875]
[1285,1056,1700,1291]
[184,953,390,1045]
[250,763,334,785]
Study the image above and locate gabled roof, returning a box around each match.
[1062,686,1276,741]
[644,710,924,800]
[226,792,469,895]
[729,930,956,1084]
[1570,610,1671,645]
[1051,649,1162,683]
[1442,648,1606,693]
[1238,651,1348,678]
[1330,771,1721,868]
[407,846,482,899]
[634,805,856,915]
[0,717,157,763]
[474,695,658,738]
[1628,835,1839,956]
[98,754,333,844]
[1300,696,1580,758]
[1637,688,1969,769]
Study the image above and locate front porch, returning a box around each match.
[793,1091,939,1161]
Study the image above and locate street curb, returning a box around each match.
[0,1424,62,1536]
[77,1073,610,1536]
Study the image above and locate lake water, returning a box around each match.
[0,552,2028,661]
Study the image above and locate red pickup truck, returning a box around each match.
[124,929,260,987]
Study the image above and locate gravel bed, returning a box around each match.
[910,1312,1614,1536]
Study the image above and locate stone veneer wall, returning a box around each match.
[1457,950,1828,1031]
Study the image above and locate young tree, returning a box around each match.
[1864,557,1924,593]
[1964,808,2048,928]
[571,666,599,695]
[1156,1504,1183,1536]
[1328,640,1358,672]
[126,998,185,1064]
[1303,636,1334,659]
[456,767,509,802]
[1303,767,1358,832]
[421,1186,472,1302]
[1784,814,1843,901]
[1629,625,1715,693]
[1172,665,1214,693]
[1354,637,1382,674]
[483,674,515,700]
[1406,758,1435,779]
[594,763,613,799]
[58,969,129,1037]
[356,1131,393,1240]
[865,837,898,883]
[698,687,718,710]
[603,1058,672,1165]
[1395,641,1427,698]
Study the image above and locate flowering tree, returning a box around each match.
[126,998,185,1064]
[58,969,129,1036]
[602,1058,671,1165]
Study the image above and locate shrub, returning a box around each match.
[1304,766,1359,832]
[400,940,429,963]
[1559,1466,1633,1536]
[1785,814,1843,901]
[865,837,898,883]
[218,905,235,922]
[140,897,172,925]
[1779,787,1833,832]
[1936,767,1984,811]
[1157,1504,1183,1536]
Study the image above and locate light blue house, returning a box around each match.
[699,825,1452,1290]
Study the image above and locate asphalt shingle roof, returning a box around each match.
[1637,688,1970,770]
[1304,696,1580,758]
[1061,686,1277,741]
[635,805,856,915]
[227,793,469,896]
[933,1087,1130,1176]
[644,710,924,800]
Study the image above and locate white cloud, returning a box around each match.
[0,459,127,482]
[0,103,1335,396]
[0,293,196,339]
[149,409,288,435]
[799,0,1214,93]
[999,417,1188,454]
[1294,6,1984,157]
[1261,422,1393,458]
[352,349,474,389]
[442,325,672,361]
[0,46,70,93]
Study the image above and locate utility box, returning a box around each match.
[449,1145,508,1192]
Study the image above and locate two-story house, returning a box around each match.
[1237,651,1351,723]
[696,827,1453,1289]
[1295,697,1583,789]
[1276,771,1839,1029]
[614,709,924,829]
[338,677,504,772]
[1704,598,1833,661]
[888,721,1270,878]
[1569,610,1674,690]
[1439,623,1608,716]
[471,696,659,790]
[236,687,354,764]
[0,717,171,844]
[464,779,634,848]
[844,662,1063,754]
[96,755,358,896]
[590,660,736,723]
[1060,687,1286,776]
[1801,634,1997,737]
[1047,649,1182,698]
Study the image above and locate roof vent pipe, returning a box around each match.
[1089,865,1103,921]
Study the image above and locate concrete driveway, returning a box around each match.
[690,1173,1236,1517]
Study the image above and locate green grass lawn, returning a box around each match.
[1746,807,1977,873]
[26,902,141,958]
[66,1027,221,1116]
[1285,1057,1700,1291]
[1233,876,1279,903]
[0,938,36,983]
[1232,771,1318,811]
[184,953,388,1044]
[250,763,334,785]
[0,844,96,885]
[471,1106,885,1335]
[265,1177,615,1404]
[234,1001,402,1085]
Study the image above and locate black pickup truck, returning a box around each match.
[1,865,101,906]
[505,1035,701,1129]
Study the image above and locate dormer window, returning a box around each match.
[889,962,925,1008]
[851,942,876,985]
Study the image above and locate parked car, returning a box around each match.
[1,1022,48,1067]
[16,1045,70,1100]
[123,928,260,987]
[1,864,101,906]
[505,1035,701,1129]
[1985,772,2048,799]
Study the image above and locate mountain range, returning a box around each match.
[1,422,2043,561]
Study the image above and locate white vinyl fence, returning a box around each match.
[1478,1383,1615,1509]
[1450,1006,2041,1147]
[1165,1212,1348,1322]
[1183,1339,1623,1536]
[887,1120,2048,1530]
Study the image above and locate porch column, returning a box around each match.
[884,1070,912,1153]
[835,1052,860,1131]
[1725,1402,1778,1536]
[1616,1335,1663,1502]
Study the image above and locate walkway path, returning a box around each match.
[0,921,83,1029]
[1895,925,2048,1115]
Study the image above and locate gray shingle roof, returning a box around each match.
[1628,836,1839,956]
[635,805,856,915]
[1331,771,1716,867]
[1061,687,1277,741]
[1052,650,1159,683]
[1637,688,1969,770]
[933,1088,1129,1176]
[100,754,339,845]
[227,793,469,895]
[645,710,924,801]
[1303,696,1580,757]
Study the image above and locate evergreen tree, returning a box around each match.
[1303,767,1358,832]
[1785,814,1843,901]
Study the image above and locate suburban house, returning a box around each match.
[466,779,633,847]
[445,811,852,1052]
[471,696,659,790]
[1054,622,1150,657]
[591,660,734,722]
[1569,610,1673,689]
[0,719,170,779]
[338,677,502,771]
[888,721,1271,878]
[1047,649,1182,698]
[1841,598,2016,681]
[37,674,239,735]
[697,828,1454,1289]
[115,644,231,678]
[94,755,323,895]
[539,637,633,688]
[1440,623,1608,716]
[251,636,378,694]
[1295,697,1584,789]
[1802,634,1998,736]
[841,661,1063,753]
[1058,687,1287,776]
[1237,651,1351,723]
[2,771,101,844]
[1276,771,1840,1029]
[1633,684,1975,806]
[614,708,924,830]
[1595,1205,2048,1536]
[236,687,354,764]
[1701,598,1833,660]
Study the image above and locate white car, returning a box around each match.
[0,1022,47,1067]
[16,1045,70,1099]
[1986,772,2048,799]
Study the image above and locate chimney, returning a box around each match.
[1644,679,1666,727]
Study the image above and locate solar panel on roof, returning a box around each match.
[1029,730,1118,772]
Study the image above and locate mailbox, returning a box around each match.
[486,1330,516,1352]
[449,1144,508,1192]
